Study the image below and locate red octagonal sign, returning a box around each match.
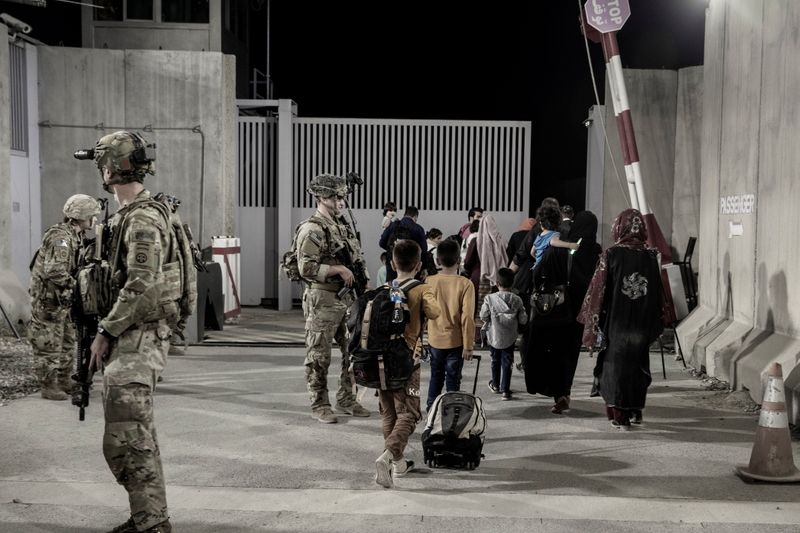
[584,0,631,33]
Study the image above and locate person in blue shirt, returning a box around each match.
[533,206,578,266]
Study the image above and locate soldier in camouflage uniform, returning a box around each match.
[86,131,174,533]
[29,194,100,400]
[296,174,369,424]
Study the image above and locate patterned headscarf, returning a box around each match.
[611,208,648,248]
[577,208,649,347]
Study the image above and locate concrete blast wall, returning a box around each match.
[600,67,702,264]
[677,0,800,424]
[672,67,703,272]
[37,47,237,249]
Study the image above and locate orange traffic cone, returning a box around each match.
[735,362,800,483]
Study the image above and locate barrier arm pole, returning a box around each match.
[599,31,640,212]
[597,30,672,264]
[582,1,677,323]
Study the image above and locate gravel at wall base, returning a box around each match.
[0,336,38,406]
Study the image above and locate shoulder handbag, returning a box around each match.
[530,253,572,318]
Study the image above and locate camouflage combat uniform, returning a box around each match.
[99,189,177,531]
[28,222,83,394]
[297,210,367,418]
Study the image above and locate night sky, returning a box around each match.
[2,0,705,213]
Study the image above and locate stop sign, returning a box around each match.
[584,0,631,33]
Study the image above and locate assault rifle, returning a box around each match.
[72,297,97,421]
[71,198,109,421]
[334,240,369,299]
[336,172,370,298]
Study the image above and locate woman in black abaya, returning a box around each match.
[578,208,664,430]
[524,211,602,414]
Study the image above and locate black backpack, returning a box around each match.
[347,279,422,390]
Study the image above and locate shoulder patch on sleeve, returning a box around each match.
[54,239,70,262]
[132,242,159,270]
[308,232,323,248]
[132,228,157,243]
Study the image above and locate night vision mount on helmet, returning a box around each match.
[75,130,156,190]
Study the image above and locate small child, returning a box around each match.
[381,202,397,230]
[424,239,476,411]
[375,240,440,489]
[480,267,527,400]
[375,252,388,287]
[532,205,576,265]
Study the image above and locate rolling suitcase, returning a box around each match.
[421,354,486,470]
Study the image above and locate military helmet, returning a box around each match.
[307,174,348,198]
[93,130,156,181]
[63,194,100,221]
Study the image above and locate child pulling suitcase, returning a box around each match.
[421,355,486,470]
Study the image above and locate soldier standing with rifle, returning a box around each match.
[78,130,178,533]
[295,173,370,424]
[28,194,100,400]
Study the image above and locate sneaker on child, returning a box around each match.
[392,458,415,477]
[375,449,394,488]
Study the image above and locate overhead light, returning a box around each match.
[582,117,593,128]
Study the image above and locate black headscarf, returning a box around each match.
[568,211,601,315]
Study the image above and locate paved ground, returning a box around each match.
[1,334,799,532]
[202,307,306,344]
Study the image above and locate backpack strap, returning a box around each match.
[397,278,423,295]
[360,297,376,350]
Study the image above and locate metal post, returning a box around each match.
[276,99,296,311]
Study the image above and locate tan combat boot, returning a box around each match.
[312,407,338,424]
[58,370,76,395]
[336,402,370,417]
[107,517,136,533]
[143,520,172,533]
[40,376,69,401]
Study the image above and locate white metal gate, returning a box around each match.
[292,118,530,212]
[237,110,531,306]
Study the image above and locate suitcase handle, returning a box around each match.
[471,354,481,395]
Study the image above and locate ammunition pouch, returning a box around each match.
[76,261,113,317]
